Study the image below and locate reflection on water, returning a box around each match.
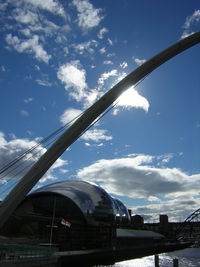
[110,248,200,267]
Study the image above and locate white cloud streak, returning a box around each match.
[108,38,113,46]
[36,79,52,87]
[181,10,200,39]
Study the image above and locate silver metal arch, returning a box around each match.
[0,32,200,228]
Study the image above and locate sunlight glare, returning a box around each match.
[116,87,149,112]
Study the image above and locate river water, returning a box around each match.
[111,248,200,267]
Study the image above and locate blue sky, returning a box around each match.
[0,0,200,222]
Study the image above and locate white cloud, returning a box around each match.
[83,88,100,108]
[108,38,113,46]
[25,0,66,18]
[120,61,128,69]
[57,60,87,102]
[0,2,8,11]
[85,142,91,147]
[181,31,195,39]
[77,154,200,203]
[134,57,146,66]
[98,27,108,39]
[24,97,33,104]
[183,10,200,30]
[1,65,6,72]
[72,0,103,31]
[72,39,98,55]
[114,87,149,113]
[6,34,51,64]
[107,52,115,58]
[12,7,61,37]
[181,10,200,39]
[81,128,112,142]
[134,196,200,222]
[36,79,52,87]
[20,110,29,117]
[0,132,67,184]
[13,9,39,25]
[59,109,112,144]
[99,47,106,54]
[98,69,118,87]
[60,108,82,126]
[103,60,113,65]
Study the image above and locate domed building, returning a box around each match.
[1,180,131,251]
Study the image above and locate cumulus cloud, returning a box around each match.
[72,0,103,31]
[181,9,200,39]
[133,57,146,66]
[57,60,87,102]
[77,154,200,204]
[6,34,51,63]
[81,128,112,142]
[0,132,67,186]
[1,0,71,65]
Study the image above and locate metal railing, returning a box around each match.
[0,243,58,262]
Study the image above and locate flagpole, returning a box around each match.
[49,196,56,247]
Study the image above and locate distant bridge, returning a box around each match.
[176,208,200,238]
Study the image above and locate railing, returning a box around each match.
[0,243,58,262]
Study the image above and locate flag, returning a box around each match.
[61,218,71,228]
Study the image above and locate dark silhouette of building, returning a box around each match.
[131,215,144,229]
[0,180,131,250]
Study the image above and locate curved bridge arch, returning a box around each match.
[176,208,200,237]
[0,32,200,228]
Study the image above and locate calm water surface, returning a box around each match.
[110,248,200,267]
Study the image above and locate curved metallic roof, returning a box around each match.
[113,198,131,222]
[31,180,116,222]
